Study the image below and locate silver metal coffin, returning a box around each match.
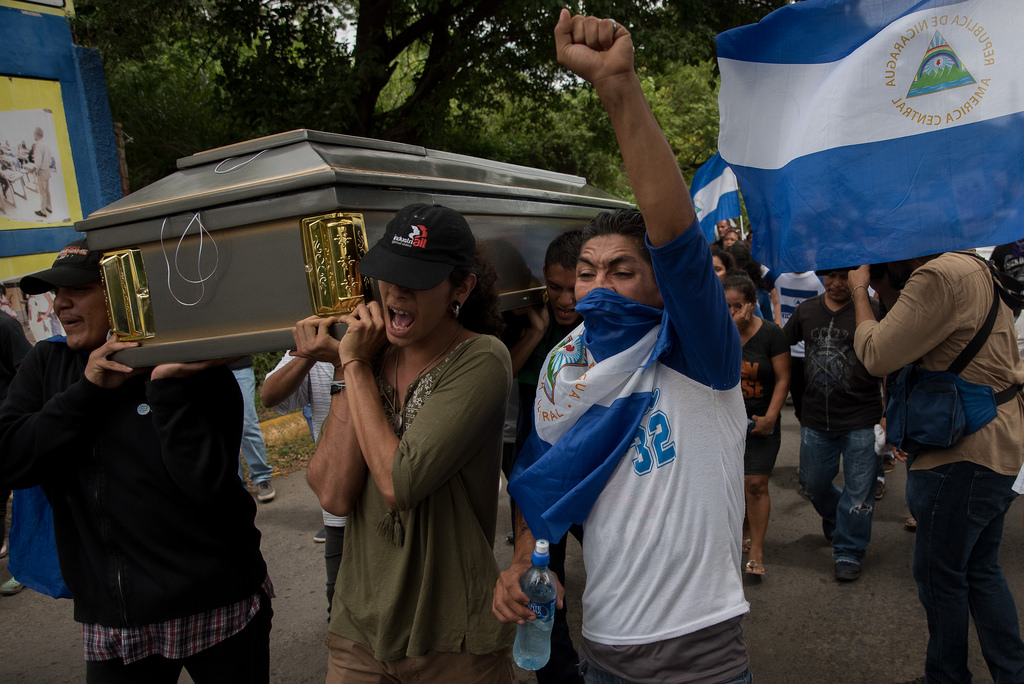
[77,130,632,366]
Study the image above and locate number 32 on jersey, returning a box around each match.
[630,388,676,476]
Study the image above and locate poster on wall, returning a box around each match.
[1,1,68,12]
[0,76,83,230]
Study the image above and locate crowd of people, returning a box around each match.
[1,9,1023,684]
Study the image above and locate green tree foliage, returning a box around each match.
[647,0,790,70]
[440,59,722,203]
[72,0,782,194]
[210,1,357,136]
[73,1,226,186]
[101,45,233,187]
[438,86,626,196]
[645,61,723,178]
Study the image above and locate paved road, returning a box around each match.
[3,418,1023,683]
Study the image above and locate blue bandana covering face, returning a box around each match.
[508,287,672,543]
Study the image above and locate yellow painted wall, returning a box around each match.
[0,0,74,18]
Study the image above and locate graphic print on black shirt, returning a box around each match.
[807,319,856,400]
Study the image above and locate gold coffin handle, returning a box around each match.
[301,212,372,316]
[100,249,155,341]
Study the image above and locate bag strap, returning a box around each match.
[962,251,1024,316]
[947,281,999,375]
[947,254,1024,404]
[995,383,1023,405]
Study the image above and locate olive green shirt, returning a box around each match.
[328,335,516,661]
[854,251,1024,475]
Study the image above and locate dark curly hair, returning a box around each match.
[449,244,504,337]
[711,245,735,274]
[581,208,650,264]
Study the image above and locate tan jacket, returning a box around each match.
[854,252,1024,475]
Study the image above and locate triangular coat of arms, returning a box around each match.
[907,31,977,98]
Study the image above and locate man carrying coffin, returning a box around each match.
[0,239,272,683]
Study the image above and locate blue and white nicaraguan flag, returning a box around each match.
[508,289,669,543]
[690,152,742,242]
[717,0,1024,273]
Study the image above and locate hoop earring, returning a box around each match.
[451,301,461,319]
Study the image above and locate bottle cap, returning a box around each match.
[532,539,550,566]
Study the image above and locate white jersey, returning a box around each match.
[775,271,825,358]
[582,362,748,644]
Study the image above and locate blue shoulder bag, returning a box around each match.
[886,269,1023,456]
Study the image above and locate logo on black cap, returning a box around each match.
[392,224,429,249]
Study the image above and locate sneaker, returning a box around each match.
[256,481,276,503]
[0,577,24,595]
[835,559,861,582]
[313,527,327,543]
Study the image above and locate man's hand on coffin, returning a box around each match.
[291,314,344,366]
[84,335,142,389]
[338,302,386,366]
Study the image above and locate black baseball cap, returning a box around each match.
[357,203,476,290]
[20,238,103,295]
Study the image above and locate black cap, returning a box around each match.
[357,204,475,290]
[20,238,103,295]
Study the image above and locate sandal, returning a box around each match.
[742,538,751,554]
[745,559,765,576]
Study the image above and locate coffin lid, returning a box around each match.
[77,130,627,232]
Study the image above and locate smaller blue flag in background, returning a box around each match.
[690,153,741,243]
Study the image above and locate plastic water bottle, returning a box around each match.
[513,539,556,670]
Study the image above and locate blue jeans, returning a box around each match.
[231,367,273,485]
[302,404,314,438]
[582,663,751,684]
[907,461,1024,683]
[799,427,876,562]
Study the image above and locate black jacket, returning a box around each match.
[0,340,267,627]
